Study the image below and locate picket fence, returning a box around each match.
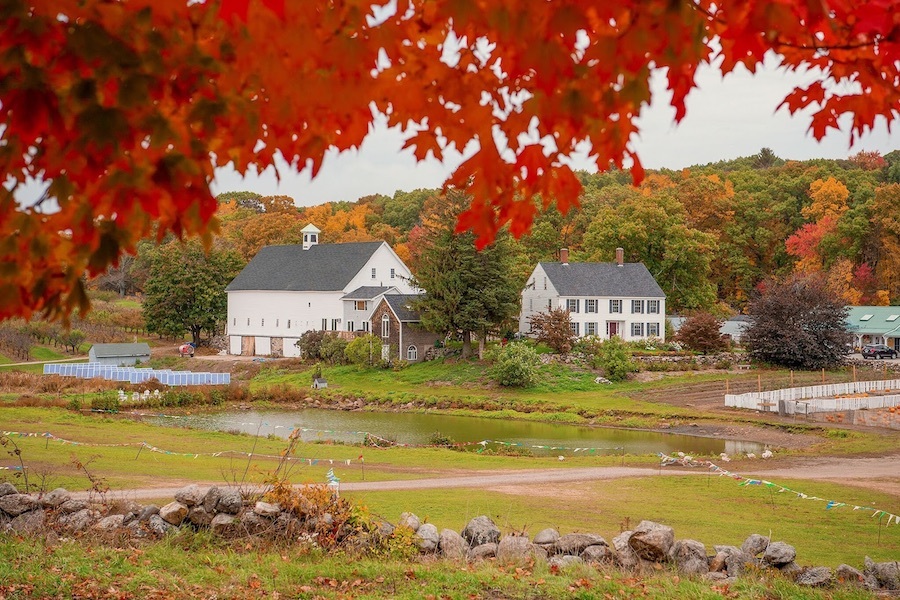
[725,378,900,415]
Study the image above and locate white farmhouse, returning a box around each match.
[519,248,667,341]
[225,225,416,356]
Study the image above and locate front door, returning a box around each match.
[607,321,619,338]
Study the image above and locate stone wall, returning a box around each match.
[0,482,897,592]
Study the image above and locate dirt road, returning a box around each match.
[72,453,900,502]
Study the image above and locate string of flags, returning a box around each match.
[659,452,900,527]
[1,430,358,467]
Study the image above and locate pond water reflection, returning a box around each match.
[145,408,763,456]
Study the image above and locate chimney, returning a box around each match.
[615,247,624,266]
[560,248,569,265]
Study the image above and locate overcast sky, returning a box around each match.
[213,58,898,207]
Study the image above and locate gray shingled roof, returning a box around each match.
[341,286,396,300]
[226,242,385,292]
[90,343,151,358]
[541,262,665,298]
[385,294,423,322]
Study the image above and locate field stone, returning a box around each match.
[202,487,222,512]
[612,531,639,570]
[714,545,754,576]
[581,544,615,564]
[669,539,708,575]
[467,543,498,562]
[439,529,468,560]
[58,509,95,532]
[57,499,88,515]
[40,488,70,508]
[709,551,728,572]
[780,562,803,577]
[497,535,533,565]
[159,501,189,525]
[239,511,269,536]
[553,533,607,556]
[416,523,439,552]
[795,566,832,587]
[188,506,213,527]
[138,505,160,522]
[174,484,205,507]
[94,514,126,530]
[0,493,36,517]
[741,533,769,557]
[147,514,172,536]
[7,508,45,534]
[835,564,867,587]
[399,512,420,532]
[216,489,243,515]
[253,501,280,518]
[628,520,674,562]
[548,555,583,569]
[763,541,797,567]
[462,516,500,546]
[0,482,17,497]
[211,513,236,536]
[865,556,900,590]
[533,528,559,546]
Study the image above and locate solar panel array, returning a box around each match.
[43,363,230,386]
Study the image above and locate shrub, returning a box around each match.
[488,342,539,387]
[592,337,635,382]
[296,330,327,360]
[675,312,728,353]
[90,394,121,412]
[345,334,381,367]
[319,335,348,365]
[527,307,576,353]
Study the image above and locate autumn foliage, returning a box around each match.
[3,0,900,320]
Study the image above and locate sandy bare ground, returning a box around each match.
[72,453,900,502]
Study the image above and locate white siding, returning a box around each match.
[229,336,242,355]
[344,244,417,293]
[518,265,559,333]
[283,338,301,357]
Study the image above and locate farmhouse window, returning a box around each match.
[648,300,660,314]
[585,299,598,313]
[566,299,580,313]
[407,345,417,361]
[382,314,390,338]
[632,300,644,314]
[609,300,622,313]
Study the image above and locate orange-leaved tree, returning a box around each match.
[3,0,899,320]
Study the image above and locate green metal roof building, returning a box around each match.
[846,306,900,349]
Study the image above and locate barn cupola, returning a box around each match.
[301,223,321,250]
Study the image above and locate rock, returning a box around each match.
[532,528,560,546]
[553,533,607,556]
[467,543,498,562]
[709,551,728,573]
[795,566,832,587]
[0,493,36,517]
[138,505,160,521]
[628,520,674,562]
[174,484,205,507]
[211,513,236,536]
[462,516,500,546]
[740,533,769,557]
[238,511,269,536]
[497,535,533,565]
[377,519,395,538]
[57,509,95,532]
[865,556,900,590]
[439,529,468,560]
[273,513,302,539]
[399,512,420,532]
[714,545,754,576]
[202,487,222,513]
[669,539,708,575]
[703,572,736,585]
[416,523,439,552]
[779,562,802,577]
[216,489,243,515]
[0,482,17,497]
[612,531,639,570]
[763,541,796,567]
[57,499,88,515]
[159,501,189,526]
[253,501,281,518]
[40,488,70,508]
[94,514,126,530]
[7,508,45,534]
[188,506,213,527]
[581,544,615,564]
[146,514,172,536]
[548,555,583,569]
[835,564,867,587]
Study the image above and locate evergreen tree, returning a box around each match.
[411,191,523,359]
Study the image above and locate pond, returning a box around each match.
[144,408,763,456]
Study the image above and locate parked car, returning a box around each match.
[861,344,898,359]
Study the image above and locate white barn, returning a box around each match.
[225,226,416,356]
[519,248,667,341]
